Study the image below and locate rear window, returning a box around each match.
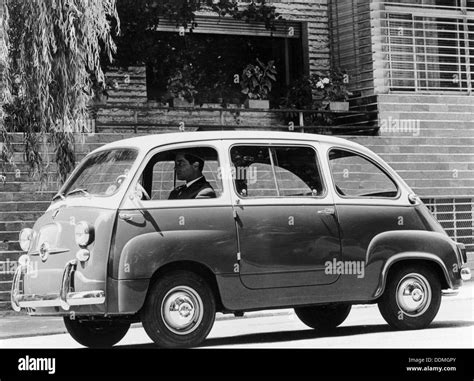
[329,149,398,198]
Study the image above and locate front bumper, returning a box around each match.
[11,259,105,311]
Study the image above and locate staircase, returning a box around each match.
[355,93,474,197]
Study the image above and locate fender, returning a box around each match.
[365,230,460,298]
[115,230,232,280]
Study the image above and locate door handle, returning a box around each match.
[318,208,335,216]
[119,213,135,221]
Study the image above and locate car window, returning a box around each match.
[139,147,222,201]
[62,148,138,197]
[329,149,398,198]
[230,145,324,198]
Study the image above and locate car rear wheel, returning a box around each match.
[294,304,352,331]
[378,265,441,330]
[141,271,216,348]
[63,317,130,348]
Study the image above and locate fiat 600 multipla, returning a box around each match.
[11,131,471,348]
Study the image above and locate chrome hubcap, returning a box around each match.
[161,286,203,335]
[396,273,431,317]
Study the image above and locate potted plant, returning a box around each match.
[166,65,198,108]
[241,59,277,109]
[312,69,352,111]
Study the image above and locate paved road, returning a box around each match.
[1,283,472,349]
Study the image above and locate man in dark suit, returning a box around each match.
[168,152,216,200]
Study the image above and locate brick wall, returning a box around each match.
[272,0,330,74]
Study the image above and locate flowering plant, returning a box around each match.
[311,69,352,102]
[241,59,277,100]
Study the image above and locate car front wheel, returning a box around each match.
[141,271,216,348]
[294,304,352,331]
[63,317,130,348]
[378,265,441,330]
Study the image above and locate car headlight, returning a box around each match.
[19,228,34,252]
[75,221,94,247]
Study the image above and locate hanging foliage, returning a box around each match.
[1,0,119,184]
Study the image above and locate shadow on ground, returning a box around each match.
[117,320,474,348]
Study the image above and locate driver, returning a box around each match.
[169,152,216,200]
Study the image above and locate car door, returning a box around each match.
[328,147,427,266]
[228,141,342,290]
[111,142,237,281]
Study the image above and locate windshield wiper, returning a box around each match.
[52,192,65,201]
[66,188,90,197]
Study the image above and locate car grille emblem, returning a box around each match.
[39,242,50,262]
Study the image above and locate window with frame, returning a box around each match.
[138,147,222,201]
[329,149,399,198]
[230,145,324,198]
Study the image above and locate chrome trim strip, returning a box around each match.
[66,291,106,305]
[29,248,69,256]
[60,259,77,310]
[10,264,25,312]
[442,289,460,297]
[16,291,105,308]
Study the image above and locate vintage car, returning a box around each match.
[11,131,471,348]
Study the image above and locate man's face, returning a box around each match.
[175,154,198,181]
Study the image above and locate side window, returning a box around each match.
[230,145,324,198]
[138,147,222,201]
[329,149,398,198]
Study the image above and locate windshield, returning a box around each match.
[61,148,138,198]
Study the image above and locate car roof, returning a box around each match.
[92,131,366,154]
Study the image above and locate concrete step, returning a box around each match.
[366,145,474,154]
[0,222,33,233]
[3,133,139,144]
[0,280,13,293]
[386,162,474,171]
[378,102,474,113]
[0,231,19,241]
[395,170,474,180]
[0,250,24,261]
[410,187,474,197]
[378,94,474,105]
[0,182,58,193]
[0,201,51,212]
[350,137,474,145]
[0,192,55,202]
[0,241,21,252]
[404,179,474,188]
[11,152,87,162]
[0,211,45,222]
[379,113,474,122]
[374,153,474,162]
